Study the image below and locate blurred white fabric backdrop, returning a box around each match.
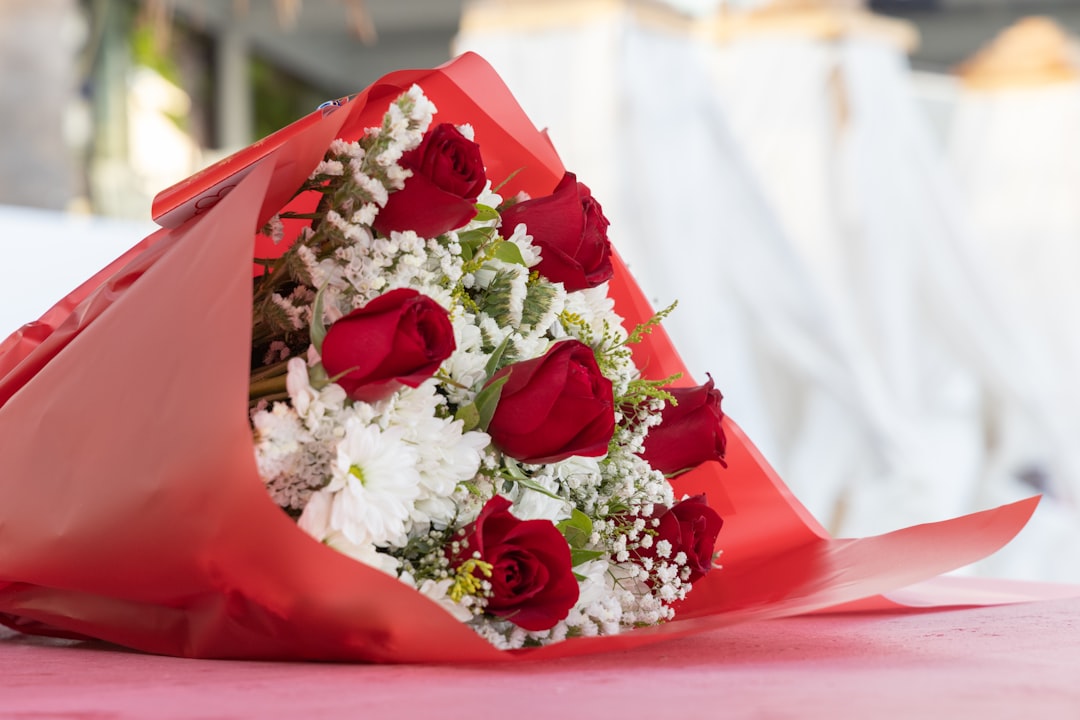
[457,0,1080,581]
[947,18,1080,580]
[456,1,905,539]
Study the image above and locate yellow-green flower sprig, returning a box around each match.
[448,558,494,603]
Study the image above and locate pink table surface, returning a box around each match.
[4,578,1080,720]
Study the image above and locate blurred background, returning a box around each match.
[5,0,1080,582]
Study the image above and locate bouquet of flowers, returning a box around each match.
[0,53,1037,662]
[246,82,730,647]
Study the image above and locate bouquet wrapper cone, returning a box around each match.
[0,53,1040,663]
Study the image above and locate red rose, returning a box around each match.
[499,172,612,291]
[320,288,455,402]
[640,375,727,476]
[485,340,615,464]
[454,496,578,631]
[652,495,723,583]
[373,123,487,238]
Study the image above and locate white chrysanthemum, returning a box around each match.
[513,333,552,364]
[298,488,332,537]
[477,313,512,349]
[503,222,542,268]
[440,319,487,405]
[326,532,402,576]
[324,417,422,547]
[475,182,502,211]
[300,491,401,576]
[380,383,489,526]
[561,282,625,344]
[409,577,476,622]
[414,426,491,526]
[509,473,570,522]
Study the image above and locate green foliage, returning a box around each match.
[479,269,518,326]
[309,284,329,354]
[617,375,680,412]
[473,204,500,223]
[491,240,526,266]
[484,336,513,376]
[558,509,594,549]
[520,281,559,330]
[625,300,678,346]
[455,375,507,432]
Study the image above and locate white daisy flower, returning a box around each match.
[325,417,422,548]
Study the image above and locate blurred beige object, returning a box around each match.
[709,0,918,52]
[957,17,1080,90]
[458,0,695,35]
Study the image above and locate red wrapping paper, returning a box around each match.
[0,53,1038,662]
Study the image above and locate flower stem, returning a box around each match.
[250,373,289,401]
[250,358,294,384]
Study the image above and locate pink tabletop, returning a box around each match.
[4,578,1080,719]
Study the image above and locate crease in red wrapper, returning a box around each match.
[0,52,1044,663]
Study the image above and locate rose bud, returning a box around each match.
[640,375,727,476]
[452,496,578,631]
[499,172,612,291]
[652,495,723,583]
[373,123,487,238]
[320,288,455,403]
[484,340,615,464]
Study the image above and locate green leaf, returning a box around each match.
[308,361,330,389]
[557,509,593,548]
[569,548,604,567]
[492,240,527,267]
[484,336,513,377]
[310,283,329,354]
[459,481,484,497]
[512,475,563,501]
[454,402,480,432]
[457,228,490,261]
[474,375,508,430]
[502,456,529,481]
[473,204,500,223]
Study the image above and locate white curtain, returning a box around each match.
[949,79,1080,580]
[455,3,905,531]
[710,27,1080,579]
